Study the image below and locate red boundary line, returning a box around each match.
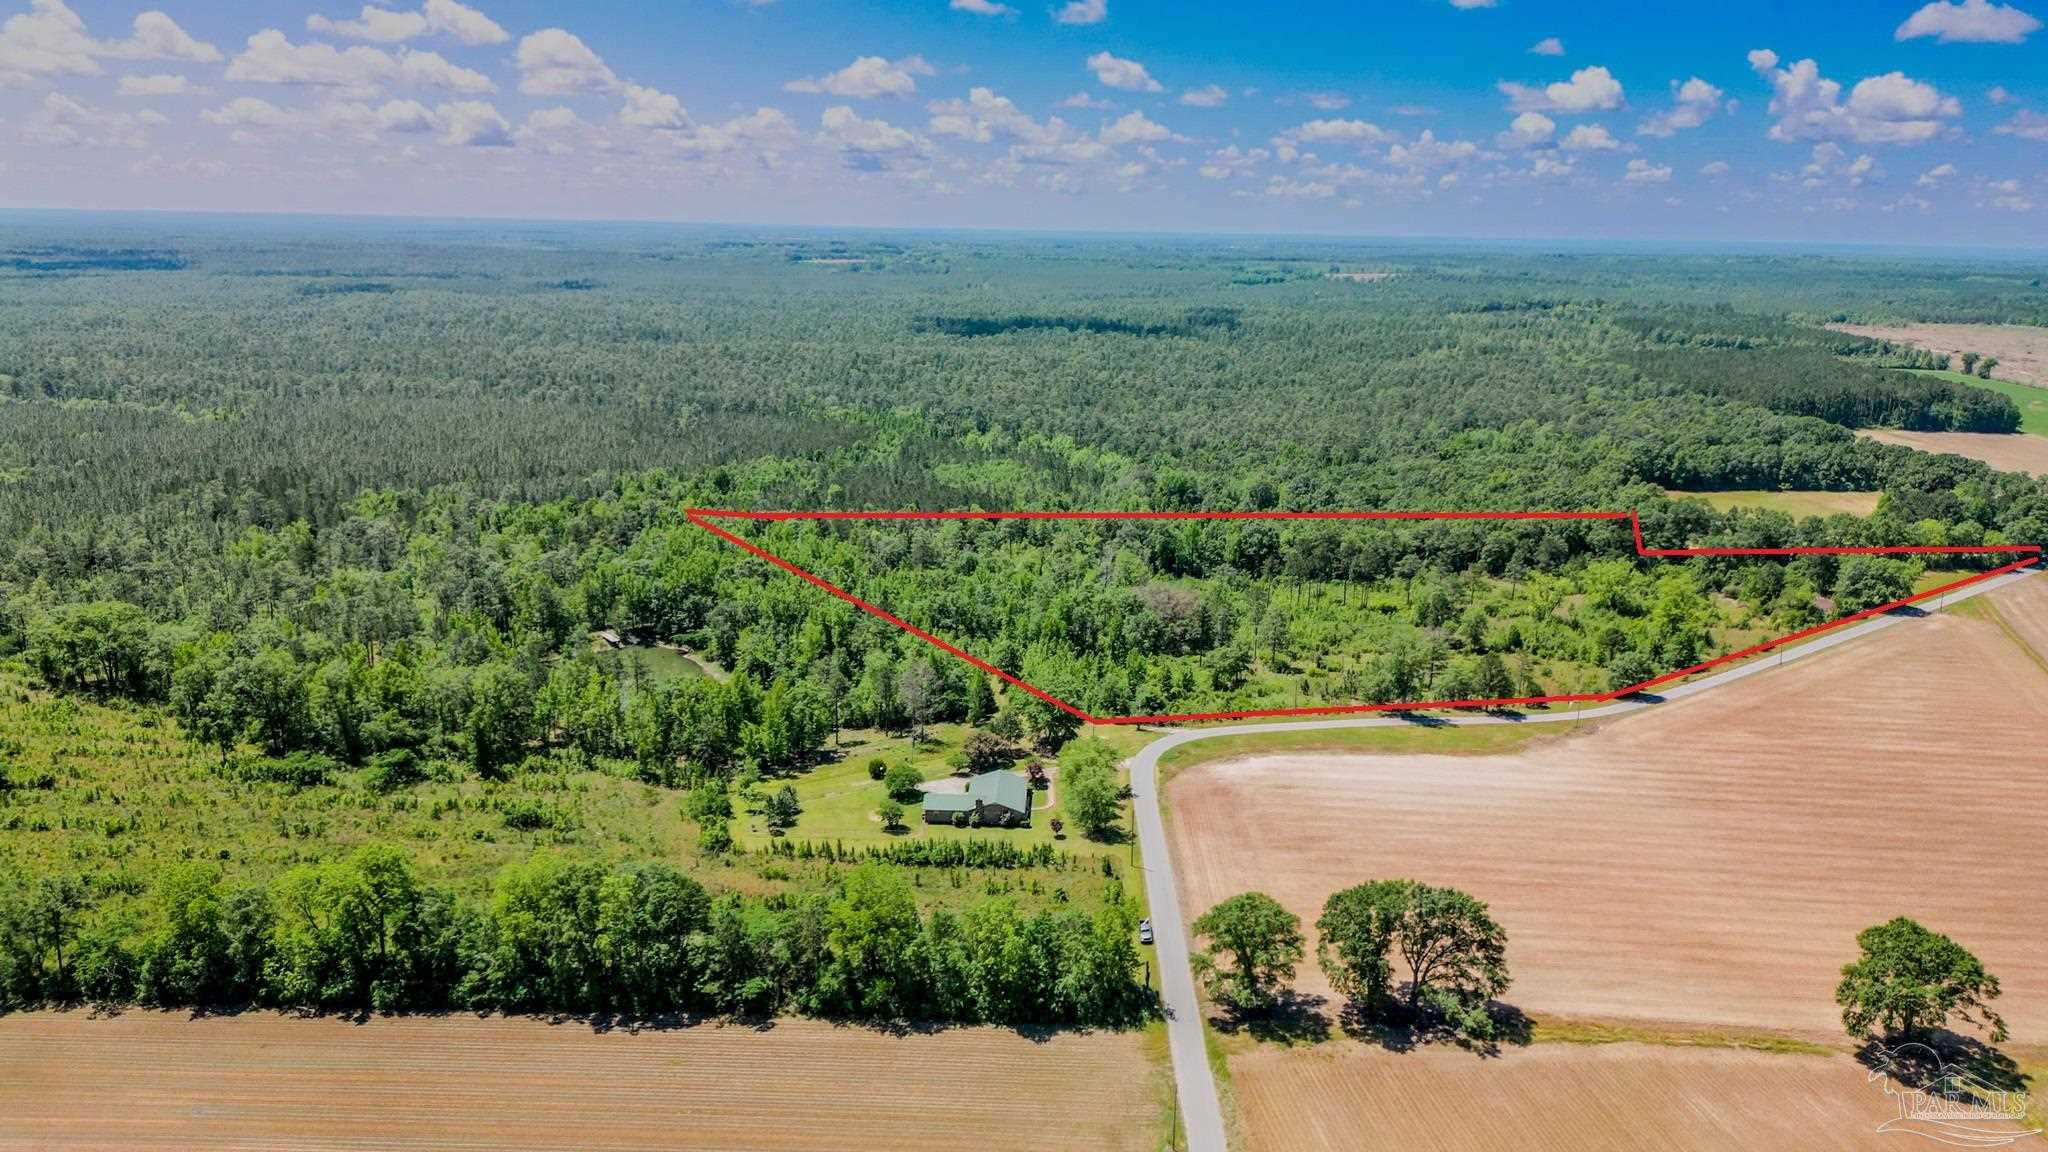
[684,508,2042,725]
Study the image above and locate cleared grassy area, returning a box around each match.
[1907,368,2048,438]
[1663,489,1883,517]
[1154,714,1585,779]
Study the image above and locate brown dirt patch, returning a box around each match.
[1831,322,2048,388]
[1232,1041,2042,1152]
[0,1011,1156,1151]
[1858,428,2048,476]
[1166,576,2048,1040]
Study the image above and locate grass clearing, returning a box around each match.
[1156,713,1583,780]
[1664,489,1884,517]
[1906,368,2048,438]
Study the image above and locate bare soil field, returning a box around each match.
[1858,428,2048,476]
[1830,322,2048,388]
[0,1011,1158,1152]
[1165,575,2048,1040]
[1231,1041,2045,1152]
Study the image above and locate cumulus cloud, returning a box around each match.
[1560,123,1621,151]
[1180,84,1226,107]
[517,28,617,96]
[1086,50,1159,92]
[25,90,164,147]
[1499,65,1623,113]
[0,0,218,86]
[786,55,932,98]
[928,86,1060,143]
[225,31,492,96]
[1303,91,1351,110]
[1986,176,2033,211]
[309,1,507,45]
[116,72,196,96]
[1799,142,1880,187]
[1895,0,2040,43]
[1386,129,1480,170]
[200,95,297,128]
[1269,117,1388,162]
[1701,159,1730,175]
[1497,110,1554,147]
[1054,0,1107,25]
[435,98,510,146]
[819,104,923,154]
[1058,90,1113,109]
[950,0,1014,12]
[1528,36,1564,56]
[1098,108,1172,145]
[1623,158,1672,183]
[1748,50,1959,145]
[1993,109,2048,140]
[619,82,687,129]
[1917,161,1957,185]
[1197,143,1266,180]
[1638,76,1723,137]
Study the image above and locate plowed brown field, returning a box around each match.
[0,1011,1157,1151]
[1166,575,2048,1038]
[1830,322,2048,387]
[1858,428,2048,476]
[1231,1041,2044,1152]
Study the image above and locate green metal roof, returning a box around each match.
[922,770,1033,815]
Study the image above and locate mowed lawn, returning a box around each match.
[1906,368,2048,438]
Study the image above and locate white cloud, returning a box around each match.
[1497,110,1554,147]
[1994,109,2048,140]
[1988,85,2012,104]
[1986,176,2033,211]
[786,55,931,98]
[200,95,297,128]
[1530,153,1574,178]
[1638,76,1723,136]
[308,6,425,42]
[1099,108,1171,145]
[1700,159,1730,175]
[116,72,195,96]
[1749,50,1960,145]
[225,31,491,95]
[1086,50,1159,92]
[950,0,1015,12]
[929,86,1059,143]
[26,90,164,147]
[1058,90,1113,109]
[1270,116,1388,161]
[1499,65,1623,113]
[1448,0,1497,8]
[0,0,218,86]
[1528,36,1564,56]
[309,1,507,45]
[619,82,687,129]
[1180,84,1226,107]
[1917,161,1957,185]
[1896,0,2040,43]
[819,104,923,153]
[1197,143,1266,180]
[1304,91,1351,110]
[517,28,617,96]
[1264,175,1335,199]
[1054,0,1107,25]
[435,98,510,146]
[1624,157,1672,183]
[1386,129,1480,169]
[1560,122,1621,150]
[1797,141,1880,188]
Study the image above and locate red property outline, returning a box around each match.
[684,508,2042,725]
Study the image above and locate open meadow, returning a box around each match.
[0,1011,1162,1152]
[1164,575,2048,1149]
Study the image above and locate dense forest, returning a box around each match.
[1,217,2044,1023]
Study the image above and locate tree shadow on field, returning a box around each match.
[1854,1030,2029,1095]
[1206,990,1332,1046]
[1338,998,1532,1059]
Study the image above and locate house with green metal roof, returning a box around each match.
[922,769,1034,827]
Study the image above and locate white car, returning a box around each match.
[1138,919,1155,945]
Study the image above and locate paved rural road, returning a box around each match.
[1124,563,2042,1152]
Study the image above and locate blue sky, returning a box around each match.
[2,0,2044,242]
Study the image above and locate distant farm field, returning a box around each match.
[1904,368,2048,438]
[1230,1040,2045,1152]
[0,1012,1161,1152]
[1858,427,2048,477]
[1662,489,1884,517]
[1831,321,2048,388]
[1165,575,2048,1039]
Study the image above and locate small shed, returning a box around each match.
[597,630,623,649]
[923,770,1034,827]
